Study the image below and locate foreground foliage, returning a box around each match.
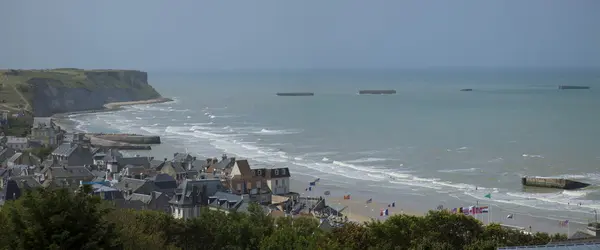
[0,188,567,250]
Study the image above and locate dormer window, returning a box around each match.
[282,169,286,175]
[257,170,262,176]
[275,169,279,176]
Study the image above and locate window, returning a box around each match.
[256,181,261,188]
[257,170,262,176]
[237,183,242,191]
[282,169,286,175]
[275,169,279,175]
[276,180,279,186]
[282,179,285,185]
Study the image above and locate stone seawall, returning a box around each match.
[88,134,161,144]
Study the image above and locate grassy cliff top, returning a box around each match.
[0,68,158,114]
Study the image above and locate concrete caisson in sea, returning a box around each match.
[358,90,396,95]
[559,85,591,90]
[276,92,315,96]
[521,176,591,190]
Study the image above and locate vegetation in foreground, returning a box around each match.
[0,187,566,250]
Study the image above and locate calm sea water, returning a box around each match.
[68,69,600,224]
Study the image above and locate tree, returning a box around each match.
[106,209,181,250]
[260,216,337,250]
[0,187,121,250]
[330,222,374,250]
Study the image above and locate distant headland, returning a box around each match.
[0,68,169,117]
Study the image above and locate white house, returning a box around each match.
[265,167,290,195]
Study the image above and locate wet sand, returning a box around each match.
[289,177,585,235]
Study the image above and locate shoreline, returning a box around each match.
[49,99,586,236]
[51,97,174,119]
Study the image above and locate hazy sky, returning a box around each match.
[1,0,599,70]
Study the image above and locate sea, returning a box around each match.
[66,69,600,231]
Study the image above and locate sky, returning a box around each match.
[1,0,599,70]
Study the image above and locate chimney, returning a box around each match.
[163,158,167,162]
[222,154,227,161]
[206,158,212,165]
[187,161,192,171]
[173,153,177,158]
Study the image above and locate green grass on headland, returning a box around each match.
[0,68,161,117]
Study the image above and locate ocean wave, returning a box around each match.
[345,157,389,163]
[522,154,544,158]
[254,128,302,135]
[438,168,481,173]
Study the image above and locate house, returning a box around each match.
[120,165,152,179]
[1,175,41,201]
[89,183,124,201]
[116,191,171,213]
[92,153,106,166]
[160,161,187,183]
[6,152,41,168]
[147,173,178,191]
[206,154,236,175]
[227,159,272,204]
[30,117,64,147]
[5,136,29,150]
[51,143,94,166]
[169,179,226,220]
[113,178,158,197]
[264,167,291,195]
[207,191,246,214]
[41,166,95,190]
[0,147,16,165]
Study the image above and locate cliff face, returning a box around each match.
[28,70,162,116]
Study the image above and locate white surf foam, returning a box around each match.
[438,168,480,173]
[345,157,389,163]
[254,128,302,135]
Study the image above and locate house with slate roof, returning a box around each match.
[0,147,16,166]
[160,161,187,183]
[5,136,30,150]
[113,175,177,199]
[206,154,236,175]
[169,179,226,220]
[207,191,250,214]
[226,159,282,204]
[115,191,171,213]
[40,166,95,190]
[51,143,94,166]
[89,183,124,201]
[1,175,41,201]
[6,152,41,168]
[30,117,64,147]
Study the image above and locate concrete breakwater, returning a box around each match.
[559,85,591,90]
[521,176,591,190]
[358,90,397,95]
[87,133,161,144]
[276,92,315,96]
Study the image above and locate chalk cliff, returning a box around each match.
[20,69,162,116]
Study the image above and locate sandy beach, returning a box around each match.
[103,97,173,110]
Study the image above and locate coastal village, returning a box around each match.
[0,116,349,231]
